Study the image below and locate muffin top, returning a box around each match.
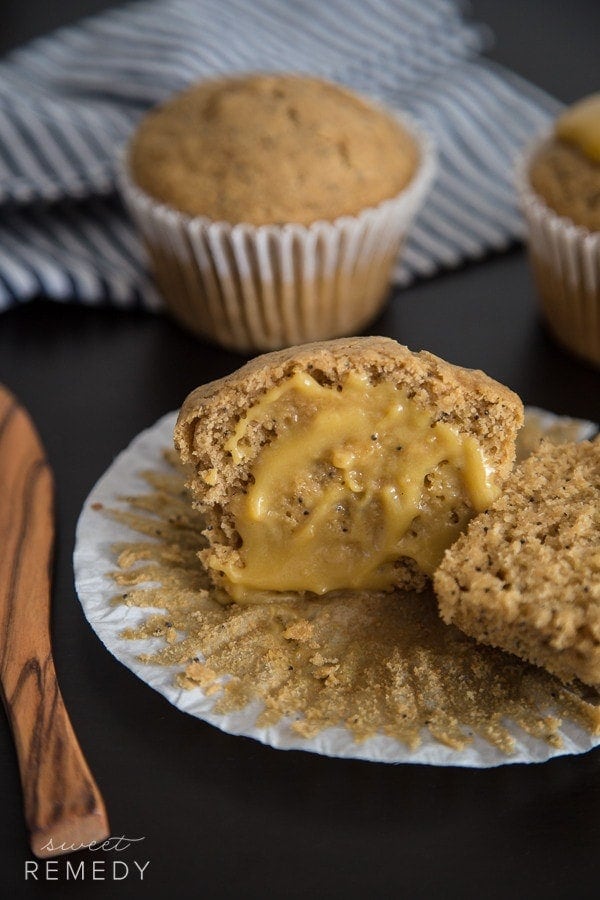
[128,74,419,226]
[529,93,600,231]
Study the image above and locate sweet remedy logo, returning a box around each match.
[24,835,150,882]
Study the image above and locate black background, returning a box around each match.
[1,2,600,898]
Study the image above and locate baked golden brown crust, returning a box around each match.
[529,138,600,231]
[174,337,523,596]
[435,438,600,687]
[129,73,418,225]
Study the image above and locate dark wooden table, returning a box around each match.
[1,2,599,898]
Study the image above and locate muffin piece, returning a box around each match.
[121,74,436,352]
[435,439,600,688]
[129,74,419,226]
[520,93,600,367]
[174,337,523,602]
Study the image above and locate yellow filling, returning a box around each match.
[215,371,499,598]
[556,94,600,164]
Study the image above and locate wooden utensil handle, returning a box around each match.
[0,387,109,857]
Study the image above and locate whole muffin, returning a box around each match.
[520,93,600,367]
[121,74,435,352]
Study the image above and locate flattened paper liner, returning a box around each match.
[74,409,598,767]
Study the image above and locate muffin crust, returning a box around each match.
[529,138,600,231]
[129,73,419,225]
[175,337,523,599]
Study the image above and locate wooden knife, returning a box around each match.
[0,384,109,858]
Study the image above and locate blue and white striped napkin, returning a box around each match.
[0,0,559,312]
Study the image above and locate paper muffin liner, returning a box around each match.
[517,141,600,368]
[73,407,599,768]
[119,113,436,353]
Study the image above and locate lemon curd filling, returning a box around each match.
[556,94,600,164]
[214,371,498,598]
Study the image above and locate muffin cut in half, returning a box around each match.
[174,337,523,601]
[435,438,600,687]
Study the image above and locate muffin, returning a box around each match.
[519,93,600,367]
[174,336,523,602]
[120,74,436,352]
[435,438,600,688]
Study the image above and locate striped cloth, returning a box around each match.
[0,0,560,312]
